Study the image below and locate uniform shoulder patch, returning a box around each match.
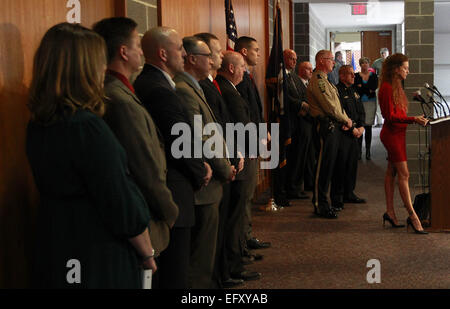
[318,80,326,92]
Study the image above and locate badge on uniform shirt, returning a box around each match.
[344,96,349,99]
[318,80,326,93]
[354,92,360,99]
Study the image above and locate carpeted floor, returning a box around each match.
[240,127,450,289]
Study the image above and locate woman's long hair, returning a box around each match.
[380,53,409,111]
[28,23,107,125]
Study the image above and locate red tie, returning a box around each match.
[213,79,222,95]
[249,73,257,89]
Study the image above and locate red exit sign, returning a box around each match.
[351,3,367,15]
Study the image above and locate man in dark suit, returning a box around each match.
[93,17,173,275]
[194,33,247,288]
[174,36,235,289]
[134,27,210,289]
[234,36,271,253]
[331,65,366,209]
[283,51,313,201]
[298,62,317,193]
[216,51,262,283]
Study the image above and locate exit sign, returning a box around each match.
[351,3,367,15]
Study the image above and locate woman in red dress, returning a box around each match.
[378,53,429,234]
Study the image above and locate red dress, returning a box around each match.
[379,82,416,162]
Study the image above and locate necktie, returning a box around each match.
[212,79,222,95]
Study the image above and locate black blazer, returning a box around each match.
[354,72,378,100]
[199,78,239,169]
[336,82,366,134]
[134,64,206,228]
[215,75,252,180]
[236,71,264,124]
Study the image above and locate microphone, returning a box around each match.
[424,83,438,96]
[424,83,450,115]
[432,85,450,116]
[414,90,433,119]
[413,90,426,103]
[426,91,446,118]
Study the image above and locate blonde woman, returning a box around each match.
[26,23,156,288]
[378,53,428,234]
[355,57,378,160]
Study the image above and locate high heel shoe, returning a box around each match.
[383,213,405,228]
[406,217,428,234]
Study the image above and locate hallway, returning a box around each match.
[242,128,450,289]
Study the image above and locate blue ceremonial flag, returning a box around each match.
[351,53,357,71]
[265,1,290,168]
[225,0,238,51]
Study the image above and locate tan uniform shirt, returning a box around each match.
[307,70,349,124]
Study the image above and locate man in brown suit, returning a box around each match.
[174,36,235,288]
[93,18,178,260]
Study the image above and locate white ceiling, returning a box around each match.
[293,1,404,28]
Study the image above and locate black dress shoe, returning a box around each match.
[344,195,366,204]
[247,238,271,249]
[332,206,343,212]
[275,198,291,207]
[231,270,261,281]
[316,209,338,219]
[222,278,244,288]
[331,201,344,211]
[250,253,263,261]
[241,256,254,265]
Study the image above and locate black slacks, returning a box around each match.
[154,227,191,289]
[330,132,359,204]
[312,122,342,212]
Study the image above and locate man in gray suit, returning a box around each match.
[93,18,178,259]
[174,36,235,288]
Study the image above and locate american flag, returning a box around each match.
[266,1,291,169]
[225,0,238,51]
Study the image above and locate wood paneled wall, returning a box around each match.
[159,0,273,103]
[0,0,124,288]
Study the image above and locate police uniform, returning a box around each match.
[307,70,350,218]
[330,82,366,208]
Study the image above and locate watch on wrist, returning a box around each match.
[142,249,155,262]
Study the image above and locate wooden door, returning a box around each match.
[0,0,125,288]
[361,30,392,65]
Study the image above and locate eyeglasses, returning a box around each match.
[190,53,212,58]
[322,57,335,61]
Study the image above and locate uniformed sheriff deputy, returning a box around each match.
[330,65,367,210]
[307,50,353,219]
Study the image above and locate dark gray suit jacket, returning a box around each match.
[103,73,178,256]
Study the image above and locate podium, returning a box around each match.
[429,116,450,232]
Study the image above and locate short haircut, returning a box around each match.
[359,56,370,65]
[183,36,202,54]
[315,50,331,63]
[234,36,257,52]
[93,17,137,63]
[219,51,242,73]
[339,65,353,76]
[380,47,389,54]
[194,32,219,48]
[335,51,342,58]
